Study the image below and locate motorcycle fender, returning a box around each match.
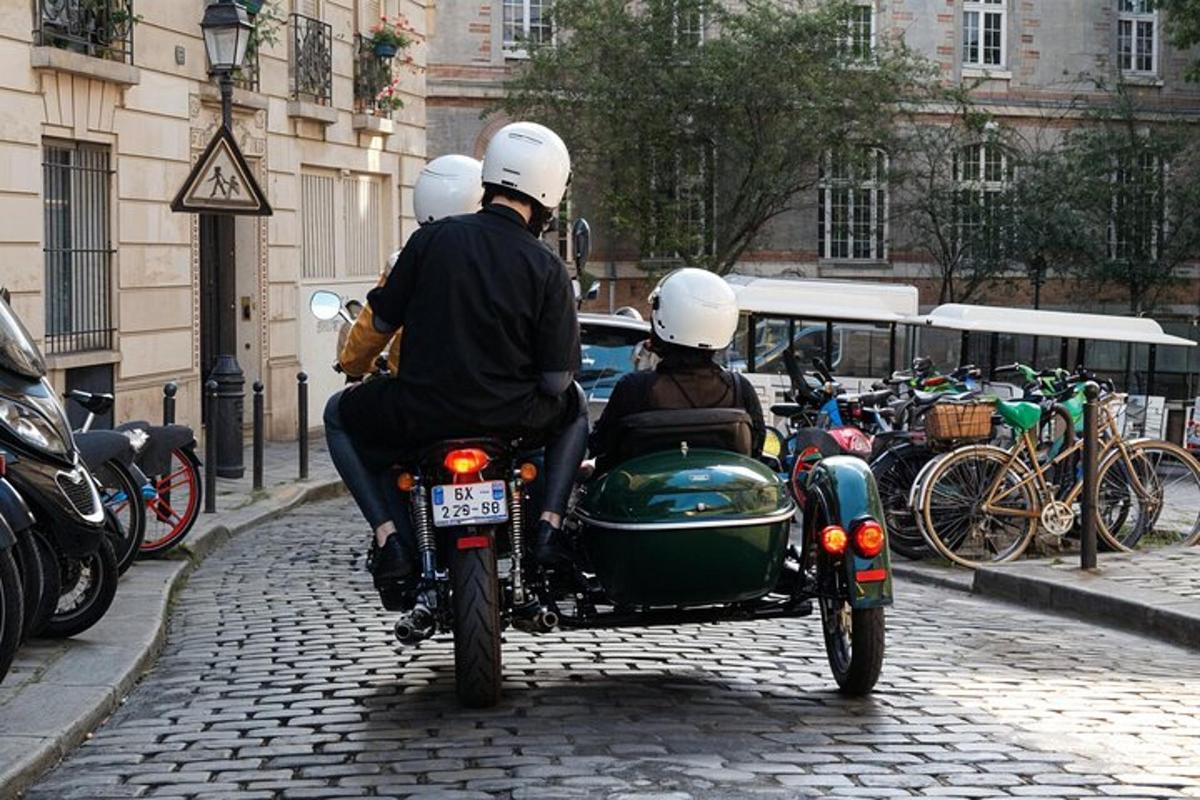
[0,476,34,535]
[75,429,135,470]
[805,455,893,609]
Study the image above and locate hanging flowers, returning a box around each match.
[369,15,415,59]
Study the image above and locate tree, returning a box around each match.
[499,0,933,274]
[1156,0,1200,81]
[1057,85,1200,314]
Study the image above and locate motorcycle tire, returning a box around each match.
[11,531,46,641]
[820,597,885,697]
[0,549,24,683]
[870,444,933,560]
[94,459,146,575]
[140,447,203,556]
[26,529,61,638]
[42,535,119,639]
[450,536,502,709]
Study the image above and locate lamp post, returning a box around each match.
[201,0,252,479]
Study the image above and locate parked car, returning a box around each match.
[578,312,652,422]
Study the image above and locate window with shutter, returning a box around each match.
[345,175,383,276]
[301,172,337,279]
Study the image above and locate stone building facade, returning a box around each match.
[1,0,431,440]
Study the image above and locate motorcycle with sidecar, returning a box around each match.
[307,221,892,708]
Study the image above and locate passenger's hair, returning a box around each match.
[652,332,718,369]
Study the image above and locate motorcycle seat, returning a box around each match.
[852,389,893,408]
[67,389,114,416]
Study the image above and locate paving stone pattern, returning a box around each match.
[24,498,1200,800]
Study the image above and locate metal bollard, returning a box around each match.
[297,372,309,480]
[162,382,177,426]
[1080,381,1100,570]
[252,381,264,492]
[204,379,218,514]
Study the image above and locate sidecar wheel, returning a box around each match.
[819,598,884,696]
[451,539,502,708]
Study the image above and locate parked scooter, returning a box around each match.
[0,296,119,638]
[0,454,56,644]
[0,471,25,682]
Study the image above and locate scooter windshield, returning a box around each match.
[0,296,47,380]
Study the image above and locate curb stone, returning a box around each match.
[0,478,346,800]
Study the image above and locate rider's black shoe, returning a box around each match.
[366,533,416,587]
[533,520,572,567]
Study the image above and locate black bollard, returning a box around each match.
[162,382,177,426]
[1080,381,1100,570]
[252,381,264,492]
[297,372,309,480]
[211,355,246,479]
[204,379,218,514]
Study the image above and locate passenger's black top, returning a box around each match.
[590,361,766,469]
[366,205,580,436]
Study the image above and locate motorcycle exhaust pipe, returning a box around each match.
[393,605,434,645]
[512,601,559,633]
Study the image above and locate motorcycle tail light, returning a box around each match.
[820,525,848,556]
[853,519,886,558]
[444,448,489,475]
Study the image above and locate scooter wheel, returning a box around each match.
[41,536,119,639]
[26,529,61,638]
[0,549,23,683]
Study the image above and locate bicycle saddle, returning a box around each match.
[67,389,114,415]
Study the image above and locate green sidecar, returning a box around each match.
[563,433,893,695]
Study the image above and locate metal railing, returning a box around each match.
[353,34,392,114]
[290,13,332,105]
[42,141,115,355]
[233,44,261,92]
[35,0,135,64]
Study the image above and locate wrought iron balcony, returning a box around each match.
[353,35,392,115]
[290,13,332,105]
[233,45,261,93]
[35,0,135,64]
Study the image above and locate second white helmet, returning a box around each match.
[414,154,484,224]
[481,121,571,211]
[649,268,740,351]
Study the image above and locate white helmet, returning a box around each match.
[413,154,484,224]
[649,268,740,351]
[481,121,571,210]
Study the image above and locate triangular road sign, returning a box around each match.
[172,125,272,216]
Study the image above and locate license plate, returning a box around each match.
[431,481,509,527]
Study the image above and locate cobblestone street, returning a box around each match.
[23,498,1200,800]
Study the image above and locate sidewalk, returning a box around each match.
[894,546,1200,650]
[0,437,344,799]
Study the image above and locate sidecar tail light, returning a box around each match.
[853,520,886,558]
[819,525,848,556]
[444,448,489,475]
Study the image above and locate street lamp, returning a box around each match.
[200,0,252,479]
[202,0,252,129]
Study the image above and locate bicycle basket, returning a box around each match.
[925,399,995,443]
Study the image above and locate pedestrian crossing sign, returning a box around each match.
[171,125,272,216]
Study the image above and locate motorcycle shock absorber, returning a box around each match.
[507,476,531,609]
[410,479,438,579]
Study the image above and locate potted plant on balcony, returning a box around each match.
[368,15,413,59]
[375,77,405,114]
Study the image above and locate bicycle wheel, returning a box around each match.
[917,445,1039,568]
[140,447,203,555]
[870,443,933,560]
[1096,441,1200,550]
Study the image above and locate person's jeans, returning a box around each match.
[324,389,397,532]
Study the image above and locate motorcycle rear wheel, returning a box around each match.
[0,549,23,683]
[451,535,502,709]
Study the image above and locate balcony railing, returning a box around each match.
[353,35,392,115]
[291,13,332,105]
[35,0,135,64]
[233,44,261,93]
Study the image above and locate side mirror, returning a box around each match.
[584,282,600,301]
[572,218,591,272]
[309,290,343,321]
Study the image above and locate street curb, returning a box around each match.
[0,478,346,800]
[973,562,1200,652]
[890,561,974,594]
